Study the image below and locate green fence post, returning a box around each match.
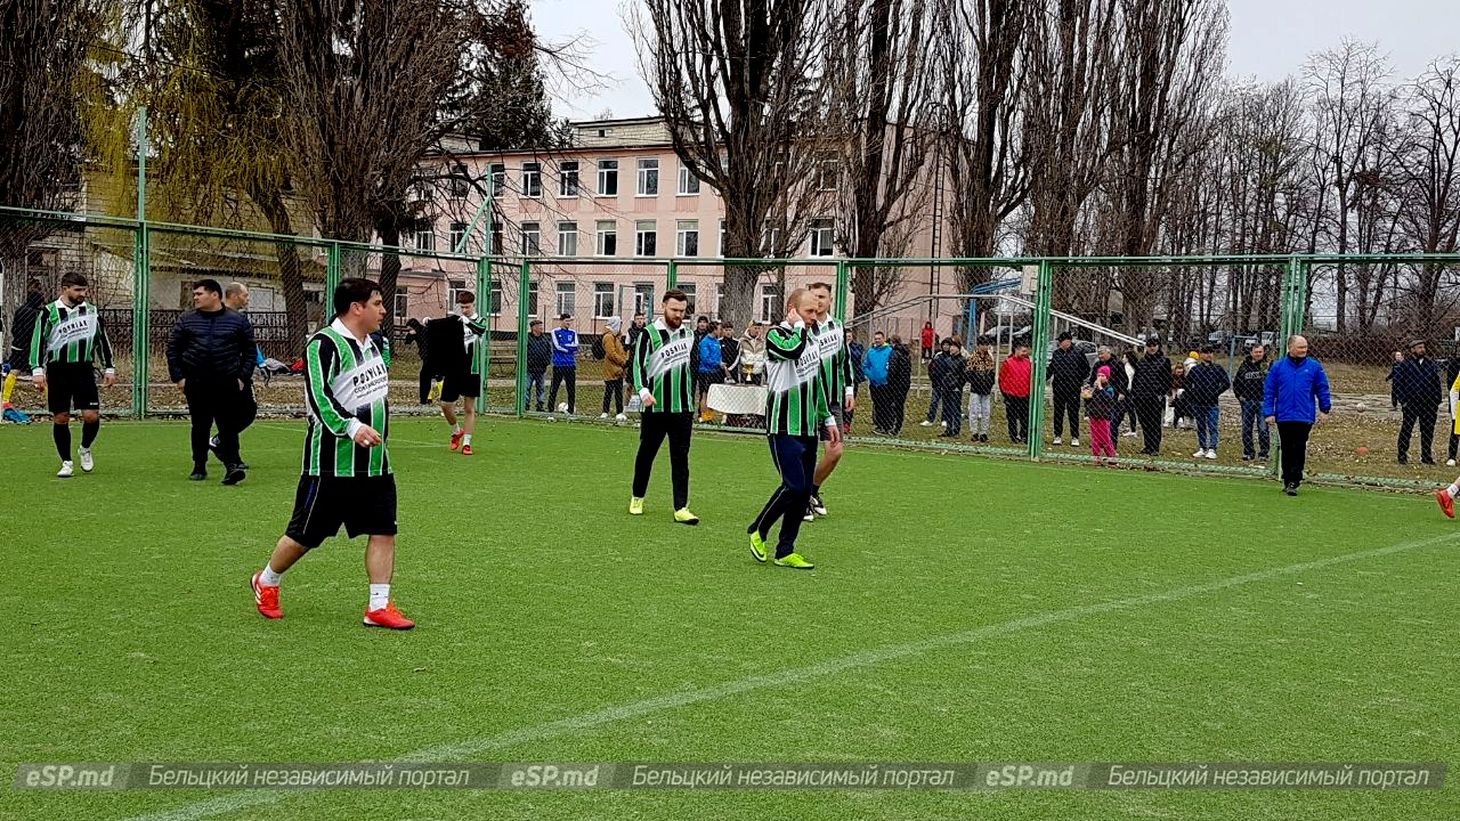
[476,255,491,402]
[1272,255,1308,478]
[325,242,341,298]
[515,258,531,417]
[1027,259,1054,460]
[666,258,678,290]
[131,224,150,418]
[834,259,849,322]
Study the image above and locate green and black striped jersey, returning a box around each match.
[29,300,115,374]
[461,312,489,376]
[301,319,392,478]
[765,321,833,437]
[631,318,695,413]
[811,317,855,405]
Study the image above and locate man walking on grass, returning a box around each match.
[166,278,256,484]
[629,290,699,524]
[210,282,262,469]
[437,291,488,456]
[29,272,116,478]
[805,282,855,520]
[748,288,842,570]
[251,278,413,629]
[1263,335,1332,497]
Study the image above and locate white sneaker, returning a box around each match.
[1448,459,1456,467]
[1053,436,1063,445]
[57,461,74,478]
[1193,449,1206,458]
[919,420,933,427]
[1204,450,1217,460]
[79,447,94,473]
[1071,438,1080,447]
[1122,430,1137,438]
[803,510,815,522]
[599,413,609,419]
[940,420,947,428]
[615,413,627,422]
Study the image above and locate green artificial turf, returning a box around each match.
[1,416,1457,820]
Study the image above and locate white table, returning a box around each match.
[707,383,767,416]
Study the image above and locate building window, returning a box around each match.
[558,221,578,257]
[415,222,436,251]
[449,163,469,198]
[414,180,434,202]
[521,221,541,256]
[597,159,618,196]
[595,220,617,256]
[593,282,615,319]
[527,281,540,317]
[449,221,468,252]
[490,221,503,256]
[555,281,575,318]
[558,160,580,197]
[394,289,410,321]
[448,278,469,307]
[522,162,542,198]
[678,163,701,195]
[809,218,835,257]
[813,159,837,192]
[635,220,657,257]
[757,283,780,324]
[636,158,659,196]
[715,283,726,316]
[488,163,506,197]
[676,219,699,257]
[719,219,726,256]
[633,282,655,317]
[489,281,503,316]
[679,283,697,315]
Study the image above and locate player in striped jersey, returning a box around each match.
[251,278,414,629]
[805,282,855,520]
[29,272,115,478]
[748,288,841,569]
[628,289,699,524]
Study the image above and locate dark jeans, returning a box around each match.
[940,387,963,435]
[1398,403,1438,463]
[632,411,693,509]
[185,379,243,468]
[924,389,942,423]
[418,364,434,404]
[549,366,576,413]
[1277,421,1312,487]
[891,387,909,434]
[750,434,818,558]
[1450,432,1459,463]
[1004,394,1029,442]
[528,370,546,411]
[603,378,624,414]
[1052,389,1081,438]
[870,383,895,432]
[1240,398,1270,458]
[1134,394,1164,454]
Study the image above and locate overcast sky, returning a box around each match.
[531,0,1459,122]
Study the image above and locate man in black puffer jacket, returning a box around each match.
[166,278,257,483]
[1047,331,1090,446]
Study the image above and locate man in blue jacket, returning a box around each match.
[695,321,726,421]
[863,331,894,435]
[549,313,579,415]
[1263,335,1332,496]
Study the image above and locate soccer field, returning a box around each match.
[2,416,1458,820]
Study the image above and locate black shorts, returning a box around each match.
[440,368,480,402]
[285,474,398,549]
[45,363,100,415]
[696,371,723,394]
[818,401,846,440]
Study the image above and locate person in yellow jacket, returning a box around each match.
[1437,368,1460,518]
[600,316,630,421]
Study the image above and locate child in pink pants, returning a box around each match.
[1083,366,1119,464]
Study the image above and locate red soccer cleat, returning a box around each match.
[363,602,415,630]
[1437,490,1455,519]
[449,431,464,451]
[251,571,283,619]
[461,444,474,456]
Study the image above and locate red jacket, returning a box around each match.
[999,355,1033,398]
[921,327,935,348]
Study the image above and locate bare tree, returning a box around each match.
[633,0,832,330]
[1392,57,1460,331]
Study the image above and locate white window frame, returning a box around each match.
[521,162,542,198]
[393,289,410,320]
[636,158,660,197]
[635,220,657,257]
[593,282,615,319]
[521,221,541,256]
[527,281,540,318]
[595,220,617,257]
[489,221,503,256]
[809,218,835,257]
[448,278,470,308]
[555,281,576,318]
[757,283,779,324]
[597,159,619,197]
[679,282,697,315]
[813,159,838,192]
[558,221,579,257]
[719,219,726,256]
[449,221,468,252]
[558,160,580,197]
[715,282,726,317]
[632,282,655,317]
[415,222,436,251]
[488,163,506,197]
[449,163,469,198]
[488,281,504,317]
[676,219,699,257]
[677,163,701,195]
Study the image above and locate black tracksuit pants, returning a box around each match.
[632,411,692,509]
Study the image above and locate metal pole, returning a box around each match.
[1272,255,1307,477]
[131,107,150,418]
[834,259,849,322]
[1028,259,1054,460]
[515,259,531,417]
[455,183,493,256]
[475,255,491,403]
[326,242,341,300]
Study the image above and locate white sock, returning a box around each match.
[453,425,463,435]
[369,583,390,611]
[463,433,472,446]
[1447,483,1459,498]
[260,563,283,587]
